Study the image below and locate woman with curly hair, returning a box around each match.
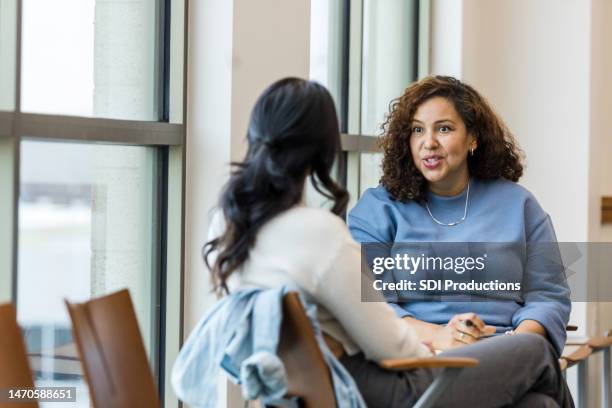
[198,77,573,407]
[349,76,571,356]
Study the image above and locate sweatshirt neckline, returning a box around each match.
[427,180,472,204]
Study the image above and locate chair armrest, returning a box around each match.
[587,336,612,351]
[379,357,479,371]
[561,344,592,368]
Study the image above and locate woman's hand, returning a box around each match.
[432,313,496,350]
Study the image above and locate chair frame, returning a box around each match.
[563,332,612,408]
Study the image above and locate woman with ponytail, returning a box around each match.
[202,78,572,408]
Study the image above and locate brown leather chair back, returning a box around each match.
[276,292,336,407]
[65,289,159,408]
[0,303,38,408]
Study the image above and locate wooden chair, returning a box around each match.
[562,328,612,408]
[65,289,159,408]
[588,334,612,408]
[273,292,478,408]
[0,303,38,408]
[560,344,593,408]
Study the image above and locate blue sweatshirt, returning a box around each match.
[348,178,570,355]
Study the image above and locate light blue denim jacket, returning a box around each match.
[171,286,366,408]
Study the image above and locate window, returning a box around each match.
[21,0,158,120]
[18,141,159,405]
[360,0,419,136]
[0,1,187,407]
[310,0,430,210]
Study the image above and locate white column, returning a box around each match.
[91,0,158,353]
[0,138,16,303]
[93,0,157,121]
[361,0,418,135]
[0,0,17,111]
[186,1,311,406]
[430,0,463,79]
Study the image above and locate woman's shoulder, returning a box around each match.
[350,184,400,217]
[360,184,394,202]
[270,206,351,239]
[477,178,539,202]
[477,178,548,220]
[207,206,349,241]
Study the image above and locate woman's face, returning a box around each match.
[409,96,476,195]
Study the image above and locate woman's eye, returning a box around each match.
[412,127,423,134]
[439,126,451,133]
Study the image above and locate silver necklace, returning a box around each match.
[425,182,470,227]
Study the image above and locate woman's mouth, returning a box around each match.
[422,155,443,169]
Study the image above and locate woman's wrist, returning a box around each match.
[403,316,444,342]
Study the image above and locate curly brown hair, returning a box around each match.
[379,75,524,202]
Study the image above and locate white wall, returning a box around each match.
[431,0,612,404]
[461,0,592,242]
[432,0,600,241]
[595,0,612,242]
[230,0,311,162]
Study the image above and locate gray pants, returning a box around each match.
[340,333,574,408]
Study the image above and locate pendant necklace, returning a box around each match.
[425,182,470,227]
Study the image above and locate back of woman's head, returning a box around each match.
[204,77,348,295]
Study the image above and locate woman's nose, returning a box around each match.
[423,131,438,149]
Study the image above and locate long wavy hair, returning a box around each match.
[203,78,349,295]
[379,75,524,202]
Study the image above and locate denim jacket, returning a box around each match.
[171,286,366,407]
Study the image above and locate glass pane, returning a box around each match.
[359,152,383,196]
[361,0,418,135]
[17,140,159,408]
[309,0,346,121]
[0,0,17,111]
[21,0,158,120]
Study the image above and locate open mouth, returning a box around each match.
[422,155,443,169]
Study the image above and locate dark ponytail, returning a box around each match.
[203,78,348,295]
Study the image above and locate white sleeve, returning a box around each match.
[208,209,225,241]
[315,238,432,362]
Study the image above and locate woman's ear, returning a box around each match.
[469,133,478,150]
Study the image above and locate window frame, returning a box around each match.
[0,1,187,407]
[339,0,431,204]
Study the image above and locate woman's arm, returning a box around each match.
[515,319,547,336]
[316,239,433,362]
[403,316,442,342]
[512,214,571,354]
